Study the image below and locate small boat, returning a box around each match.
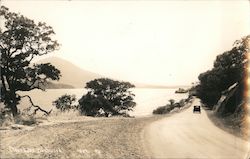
[175,88,188,93]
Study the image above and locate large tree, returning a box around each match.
[0,6,61,116]
[78,78,136,117]
[196,35,249,108]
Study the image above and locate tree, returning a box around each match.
[196,35,249,108]
[53,94,77,112]
[0,6,61,116]
[78,78,136,117]
[169,99,175,106]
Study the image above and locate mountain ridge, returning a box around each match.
[35,57,102,88]
[35,56,190,89]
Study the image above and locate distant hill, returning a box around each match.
[42,82,75,89]
[36,57,102,88]
[34,57,190,89]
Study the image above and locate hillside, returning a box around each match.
[36,57,102,88]
[35,57,185,89]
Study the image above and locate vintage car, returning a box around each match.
[193,105,201,113]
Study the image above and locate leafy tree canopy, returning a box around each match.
[196,35,249,108]
[0,6,61,116]
[53,94,77,112]
[78,78,136,117]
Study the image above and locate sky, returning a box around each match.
[1,0,250,86]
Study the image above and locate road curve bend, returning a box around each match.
[145,98,250,159]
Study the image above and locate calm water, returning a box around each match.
[18,88,188,117]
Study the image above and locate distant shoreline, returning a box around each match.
[45,86,191,89]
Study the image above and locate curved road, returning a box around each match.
[145,98,250,159]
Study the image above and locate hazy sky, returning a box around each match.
[1,0,250,86]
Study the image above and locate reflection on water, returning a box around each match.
[18,88,188,117]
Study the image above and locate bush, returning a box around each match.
[0,107,38,127]
[14,114,37,126]
[153,99,175,114]
[0,107,13,127]
[153,98,189,115]
[153,105,172,114]
[53,94,77,112]
[78,92,112,116]
[78,78,136,117]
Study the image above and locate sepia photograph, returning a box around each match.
[0,0,249,158]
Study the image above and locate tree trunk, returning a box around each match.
[1,74,7,101]
[10,102,18,117]
[9,90,18,117]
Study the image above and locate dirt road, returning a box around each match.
[1,99,249,159]
[145,98,250,159]
[0,116,164,158]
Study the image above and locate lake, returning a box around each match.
[18,88,188,117]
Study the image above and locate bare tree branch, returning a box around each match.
[20,95,52,116]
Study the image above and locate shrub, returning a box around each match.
[14,114,37,126]
[0,107,13,127]
[0,107,38,127]
[53,94,77,112]
[153,105,172,114]
[153,98,189,114]
[78,78,136,117]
